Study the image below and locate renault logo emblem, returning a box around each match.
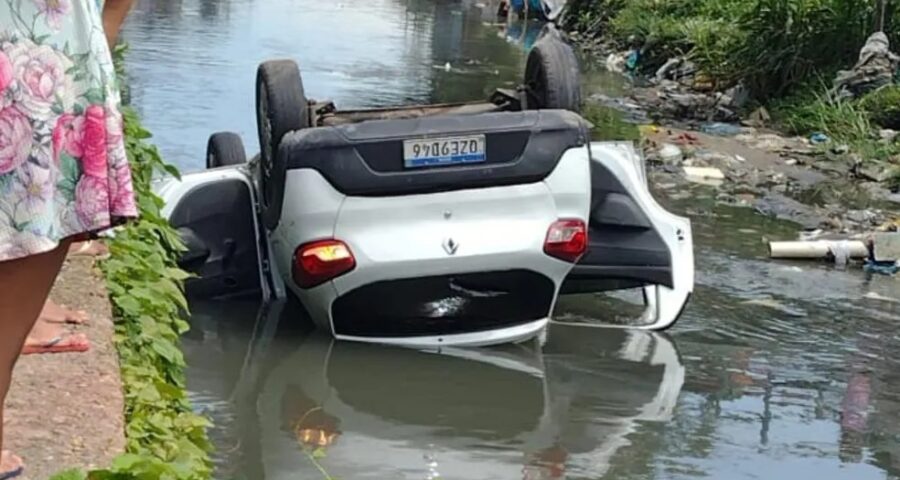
[443,237,459,255]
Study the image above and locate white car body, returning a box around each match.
[155,111,693,348]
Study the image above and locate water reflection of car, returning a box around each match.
[154,28,693,348]
[230,308,684,479]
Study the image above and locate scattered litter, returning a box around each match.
[768,240,869,259]
[683,166,725,179]
[683,166,725,185]
[625,49,640,72]
[735,154,746,163]
[606,52,627,74]
[832,144,850,154]
[784,158,798,166]
[799,229,824,241]
[701,122,742,136]
[863,291,900,303]
[879,129,898,143]
[747,106,771,126]
[659,143,683,164]
[831,240,852,267]
[671,132,700,145]
[639,124,660,136]
[834,31,900,99]
[738,228,757,234]
[864,259,899,275]
[810,132,830,144]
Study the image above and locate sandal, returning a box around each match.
[0,451,23,480]
[22,333,90,355]
[69,240,110,260]
[40,299,89,325]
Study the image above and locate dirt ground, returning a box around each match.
[4,256,125,479]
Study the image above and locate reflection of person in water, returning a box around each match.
[281,386,341,451]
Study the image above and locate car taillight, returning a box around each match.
[544,219,587,262]
[293,239,356,288]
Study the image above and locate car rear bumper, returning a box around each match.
[335,318,549,348]
[330,269,556,339]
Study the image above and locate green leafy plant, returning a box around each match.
[49,44,212,480]
[860,85,900,129]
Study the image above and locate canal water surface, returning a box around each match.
[121,1,900,479]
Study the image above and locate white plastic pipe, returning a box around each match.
[768,240,869,259]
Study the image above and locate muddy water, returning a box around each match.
[122,1,900,479]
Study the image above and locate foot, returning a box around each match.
[68,240,109,259]
[23,321,90,355]
[0,451,23,479]
[22,332,90,355]
[39,298,89,325]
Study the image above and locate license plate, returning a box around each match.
[403,135,486,168]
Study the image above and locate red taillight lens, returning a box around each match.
[544,219,588,262]
[293,239,356,288]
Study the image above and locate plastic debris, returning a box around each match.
[606,52,627,74]
[683,166,725,181]
[625,49,640,72]
[879,129,898,142]
[638,124,660,136]
[658,143,683,164]
[671,132,700,145]
[831,240,852,267]
[834,32,900,99]
[832,144,850,154]
[810,132,830,144]
[768,240,869,259]
[700,122,742,136]
[864,259,899,275]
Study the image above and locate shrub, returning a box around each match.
[860,85,900,129]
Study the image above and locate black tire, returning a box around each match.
[255,59,309,230]
[524,34,582,113]
[206,132,247,169]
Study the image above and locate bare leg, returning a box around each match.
[0,239,72,468]
[102,0,136,49]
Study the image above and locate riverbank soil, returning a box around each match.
[4,256,125,479]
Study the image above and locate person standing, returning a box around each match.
[0,0,137,476]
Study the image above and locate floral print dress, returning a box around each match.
[0,0,137,262]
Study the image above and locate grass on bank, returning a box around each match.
[49,45,213,480]
[565,0,900,184]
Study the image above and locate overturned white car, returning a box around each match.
[154,31,694,347]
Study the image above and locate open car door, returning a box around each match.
[156,166,269,300]
[559,142,694,330]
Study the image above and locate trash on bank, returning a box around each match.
[864,259,899,275]
[810,132,830,144]
[767,240,869,259]
[659,143,684,164]
[879,129,898,143]
[834,31,900,99]
[700,122,742,136]
[683,166,725,185]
